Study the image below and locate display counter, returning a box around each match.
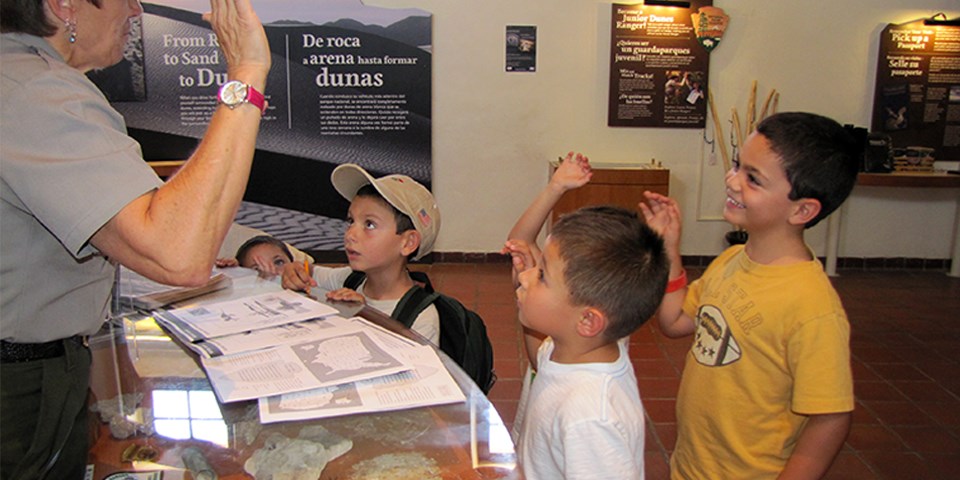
[85,278,519,479]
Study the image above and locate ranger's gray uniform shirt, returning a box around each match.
[1,33,162,343]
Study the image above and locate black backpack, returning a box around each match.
[344,271,496,393]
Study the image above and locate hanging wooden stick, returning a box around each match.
[731,107,744,148]
[771,92,780,114]
[746,80,757,133]
[758,89,776,122]
[708,90,731,171]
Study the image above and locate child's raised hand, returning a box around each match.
[281,261,316,292]
[550,151,593,193]
[215,257,239,268]
[639,191,682,251]
[248,255,284,279]
[325,288,365,304]
[503,239,542,287]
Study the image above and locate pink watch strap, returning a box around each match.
[245,85,266,115]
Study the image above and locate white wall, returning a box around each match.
[367,0,960,258]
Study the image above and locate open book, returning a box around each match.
[118,266,231,311]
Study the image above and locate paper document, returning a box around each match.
[118,266,231,311]
[155,290,338,343]
[189,315,391,358]
[259,344,465,422]
[201,328,413,403]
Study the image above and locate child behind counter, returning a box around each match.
[216,235,294,278]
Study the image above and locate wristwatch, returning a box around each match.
[217,80,266,115]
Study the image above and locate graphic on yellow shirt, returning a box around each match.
[693,305,741,366]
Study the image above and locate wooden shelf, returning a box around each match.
[828,171,960,278]
[147,160,186,178]
[857,172,960,188]
[550,164,669,223]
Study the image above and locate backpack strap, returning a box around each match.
[343,270,435,294]
[408,271,435,293]
[390,285,439,329]
[343,270,366,290]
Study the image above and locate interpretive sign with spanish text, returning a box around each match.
[89,1,433,247]
[608,1,712,128]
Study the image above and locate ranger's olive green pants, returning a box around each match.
[1,339,91,480]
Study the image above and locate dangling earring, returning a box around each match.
[65,18,77,43]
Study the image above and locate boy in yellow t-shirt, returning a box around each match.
[641,112,859,479]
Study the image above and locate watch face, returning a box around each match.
[219,81,247,107]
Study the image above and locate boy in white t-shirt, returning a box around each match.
[282,164,441,344]
[507,202,668,479]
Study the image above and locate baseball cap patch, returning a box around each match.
[418,208,432,226]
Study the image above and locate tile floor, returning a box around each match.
[422,262,960,480]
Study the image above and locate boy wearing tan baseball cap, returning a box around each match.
[282,164,442,343]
